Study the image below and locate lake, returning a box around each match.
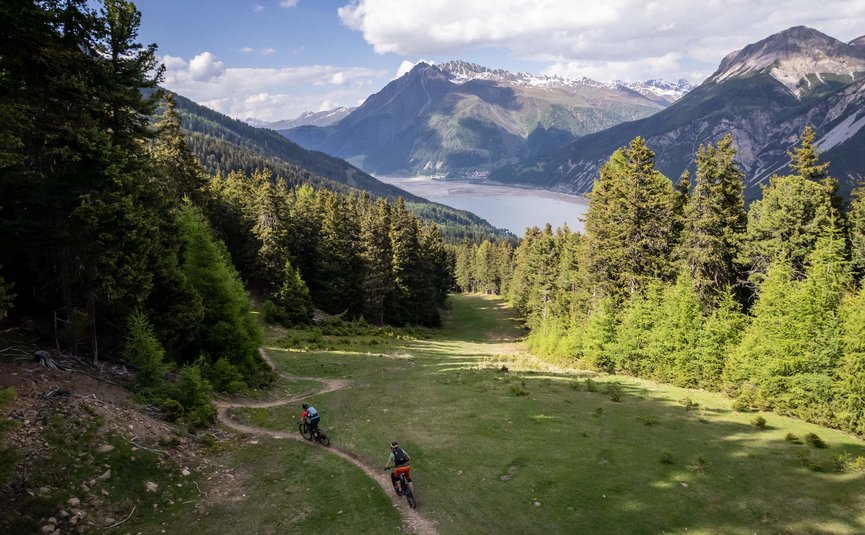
[378,176,589,236]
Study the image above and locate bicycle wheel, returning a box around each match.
[298,422,313,440]
[400,474,417,509]
[315,429,330,447]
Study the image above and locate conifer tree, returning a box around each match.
[454,240,475,293]
[652,273,705,386]
[272,260,314,326]
[787,126,830,182]
[177,202,265,386]
[580,296,618,372]
[508,227,541,315]
[680,134,747,308]
[524,224,560,327]
[612,282,664,377]
[838,285,865,434]
[316,192,363,315]
[390,198,425,324]
[252,173,292,293]
[123,310,165,386]
[359,198,394,324]
[475,240,496,294]
[151,93,208,205]
[696,290,748,390]
[584,138,675,301]
[849,180,865,279]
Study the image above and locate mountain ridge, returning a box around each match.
[491,26,865,198]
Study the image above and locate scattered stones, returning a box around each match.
[533,501,542,507]
[98,468,111,480]
[104,517,116,526]
[67,497,81,507]
[37,486,52,495]
[40,524,55,534]
[145,481,159,493]
[96,444,114,453]
[181,468,191,477]
[680,482,689,488]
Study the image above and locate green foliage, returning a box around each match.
[785,433,803,444]
[584,140,676,301]
[272,261,314,326]
[203,357,246,393]
[179,202,263,373]
[838,285,865,434]
[123,310,166,386]
[659,449,673,464]
[611,283,663,376]
[172,365,217,428]
[849,181,865,278]
[751,416,767,428]
[580,296,618,371]
[805,433,827,449]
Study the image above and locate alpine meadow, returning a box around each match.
[2,1,865,535]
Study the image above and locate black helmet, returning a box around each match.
[302,403,309,409]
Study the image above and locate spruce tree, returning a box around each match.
[696,290,748,390]
[316,192,363,315]
[652,273,705,386]
[390,198,424,324]
[272,261,314,326]
[849,180,865,279]
[123,310,165,386]
[612,282,664,377]
[359,198,394,324]
[454,240,475,293]
[585,138,675,301]
[680,134,747,308]
[580,296,618,372]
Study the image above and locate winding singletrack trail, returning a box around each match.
[216,350,438,535]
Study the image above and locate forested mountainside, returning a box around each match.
[493,26,865,199]
[171,92,513,242]
[281,60,688,177]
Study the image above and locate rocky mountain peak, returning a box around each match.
[851,35,865,47]
[710,26,865,96]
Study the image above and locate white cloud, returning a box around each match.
[240,47,255,53]
[338,0,865,81]
[544,53,684,83]
[253,4,265,12]
[160,52,387,121]
[279,0,299,7]
[188,52,225,82]
[260,48,276,56]
[319,100,337,111]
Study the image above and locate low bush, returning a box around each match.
[607,382,622,402]
[659,449,673,464]
[805,433,826,449]
[785,433,803,444]
[751,416,767,429]
[679,397,698,410]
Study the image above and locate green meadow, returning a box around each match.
[161,294,865,534]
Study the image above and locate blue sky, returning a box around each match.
[132,0,865,122]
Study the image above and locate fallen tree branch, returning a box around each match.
[118,434,169,457]
[107,505,135,529]
[193,480,206,498]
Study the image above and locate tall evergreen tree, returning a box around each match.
[359,198,394,324]
[680,134,747,308]
[316,192,363,315]
[849,180,865,279]
[838,285,865,434]
[584,138,675,301]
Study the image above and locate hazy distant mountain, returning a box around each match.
[281,60,690,177]
[245,106,356,130]
[493,26,865,198]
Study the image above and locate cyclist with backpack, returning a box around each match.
[384,440,411,495]
[300,403,320,432]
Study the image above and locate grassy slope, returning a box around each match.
[224,295,865,535]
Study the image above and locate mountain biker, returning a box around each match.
[384,440,411,495]
[300,403,320,432]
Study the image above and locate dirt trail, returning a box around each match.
[216,349,438,535]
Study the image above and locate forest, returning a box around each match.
[454,131,865,435]
[0,0,450,427]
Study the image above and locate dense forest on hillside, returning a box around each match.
[170,93,514,244]
[455,130,865,435]
[0,0,451,427]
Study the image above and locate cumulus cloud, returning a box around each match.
[188,52,225,82]
[240,47,255,53]
[279,0,299,7]
[338,0,865,81]
[160,52,387,121]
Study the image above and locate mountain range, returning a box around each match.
[492,26,865,198]
[280,60,692,177]
[245,107,356,130]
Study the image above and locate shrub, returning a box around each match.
[594,407,604,417]
[509,385,529,397]
[804,433,826,449]
[687,456,707,474]
[835,453,865,473]
[798,451,824,472]
[607,382,622,402]
[585,378,597,392]
[785,433,803,444]
[679,397,698,410]
[204,357,246,393]
[659,449,673,464]
[262,299,287,325]
[751,416,767,429]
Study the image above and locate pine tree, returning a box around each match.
[508,227,541,316]
[652,273,705,386]
[680,134,747,308]
[359,198,394,324]
[272,261,314,326]
[454,240,475,293]
[524,224,560,328]
[316,192,363,315]
[390,198,424,324]
[696,290,748,390]
[151,93,208,205]
[252,173,292,293]
[585,138,675,301]
[474,240,496,294]
[612,282,664,377]
[787,126,830,182]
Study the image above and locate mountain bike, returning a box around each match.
[298,421,330,447]
[389,468,417,508]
